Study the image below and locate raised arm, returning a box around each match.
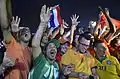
[0,0,12,43]
[99,7,116,42]
[51,27,60,39]
[51,19,69,39]
[32,5,51,59]
[70,14,80,44]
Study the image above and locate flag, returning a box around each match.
[111,18,120,29]
[99,13,108,29]
[99,13,120,29]
[48,5,62,30]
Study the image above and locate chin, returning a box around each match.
[49,57,56,60]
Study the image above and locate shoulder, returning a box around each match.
[108,55,117,60]
[34,54,47,65]
[106,55,119,64]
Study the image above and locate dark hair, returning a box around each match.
[110,38,118,47]
[60,41,70,46]
[78,32,94,41]
[17,27,31,41]
[93,39,104,48]
[28,33,34,47]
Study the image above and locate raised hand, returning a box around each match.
[78,72,89,79]
[60,19,69,35]
[71,14,80,27]
[11,16,21,32]
[61,19,69,28]
[63,64,74,76]
[40,5,51,23]
[0,54,15,75]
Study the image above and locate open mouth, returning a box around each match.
[25,34,28,37]
[50,51,55,54]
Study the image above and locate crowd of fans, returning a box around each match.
[0,0,120,79]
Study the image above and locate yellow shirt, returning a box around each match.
[95,55,120,79]
[61,48,95,79]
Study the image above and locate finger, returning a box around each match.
[72,15,75,19]
[62,19,64,23]
[76,15,79,20]
[69,64,73,68]
[41,5,44,13]
[12,16,14,21]
[47,7,51,18]
[17,18,21,25]
[15,16,18,23]
[70,17,73,21]
[64,22,69,26]
[74,14,76,18]
[41,5,46,14]
[77,21,80,24]
[46,7,50,14]
[49,7,52,10]
[43,5,46,14]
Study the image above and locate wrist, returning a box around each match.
[41,21,48,24]
[0,64,6,71]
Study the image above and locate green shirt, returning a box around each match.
[29,55,59,79]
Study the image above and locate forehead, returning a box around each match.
[20,28,30,34]
[97,43,106,49]
[80,37,90,44]
[47,43,56,47]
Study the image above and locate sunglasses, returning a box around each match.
[79,42,89,47]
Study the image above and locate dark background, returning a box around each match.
[11,0,120,33]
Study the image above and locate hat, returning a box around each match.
[47,39,60,48]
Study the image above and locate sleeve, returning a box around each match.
[34,54,46,66]
[114,57,120,75]
[61,49,72,65]
[90,58,96,68]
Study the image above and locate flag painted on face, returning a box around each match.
[48,5,62,30]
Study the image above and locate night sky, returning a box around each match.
[11,0,120,33]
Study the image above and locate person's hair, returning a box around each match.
[110,38,118,47]
[78,32,94,42]
[93,39,104,48]
[44,39,60,52]
[60,41,70,46]
[28,33,34,47]
[17,27,31,41]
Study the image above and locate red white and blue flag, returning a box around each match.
[48,5,62,30]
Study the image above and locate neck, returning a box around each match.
[72,47,78,52]
[84,51,91,57]
[20,41,29,47]
[96,54,106,60]
[47,58,55,63]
